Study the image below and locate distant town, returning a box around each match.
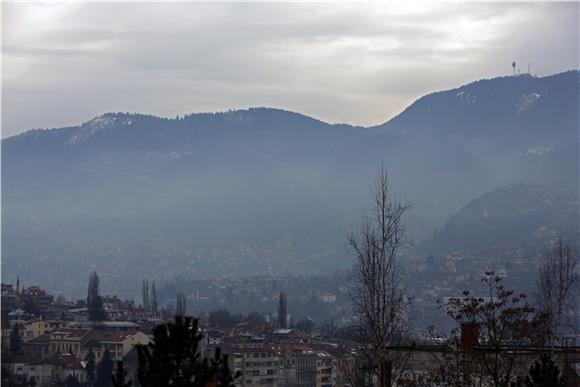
[2,231,579,387]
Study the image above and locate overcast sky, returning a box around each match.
[1,2,578,138]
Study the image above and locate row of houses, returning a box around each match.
[221,344,339,387]
[2,325,151,386]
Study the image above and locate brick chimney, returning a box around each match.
[460,323,479,349]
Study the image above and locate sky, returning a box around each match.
[1,2,578,138]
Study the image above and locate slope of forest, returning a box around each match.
[2,71,578,294]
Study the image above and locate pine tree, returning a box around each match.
[136,316,238,387]
[96,349,114,387]
[87,272,106,322]
[526,353,565,387]
[176,292,187,317]
[150,281,158,316]
[112,361,132,387]
[65,374,81,387]
[85,348,96,386]
[10,324,21,354]
[23,297,39,316]
[142,279,149,312]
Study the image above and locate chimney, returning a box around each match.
[460,323,479,349]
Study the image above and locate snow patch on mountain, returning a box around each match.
[516,93,540,115]
[528,146,552,155]
[66,114,131,145]
[456,91,477,103]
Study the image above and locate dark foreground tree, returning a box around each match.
[65,374,81,387]
[87,271,106,322]
[96,349,114,387]
[85,348,96,386]
[112,361,132,387]
[136,315,238,387]
[10,324,21,354]
[526,353,565,387]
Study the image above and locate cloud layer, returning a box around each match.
[2,2,578,137]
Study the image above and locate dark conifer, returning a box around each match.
[65,374,81,387]
[87,271,106,322]
[96,349,114,387]
[112,361,132,387]
[175,292,187,317]
[526,353,565,387]
[150,281,158,316]
[10,324,21,354]
[85,348,96,386]
[136,316,238,387]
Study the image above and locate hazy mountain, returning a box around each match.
[2,70,578,294]
[418,182,579,256]
[376,70,579,189]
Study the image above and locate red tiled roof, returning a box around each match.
[102,331,136,342]
[222,343,310,355]
[56,328,91,338]
[83,330,108,342]
[25,334,50,344]
[58,354,84,369]
[138,324,155,335]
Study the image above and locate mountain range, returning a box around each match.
[2,70,578,295]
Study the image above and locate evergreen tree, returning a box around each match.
[112,361,132,387]
[87,272,106,322]
[65,374,81,387]
[150,281,158,316]
[96,349,114,387]
[85,348,96,386]
[176,292,187,317]
[23,298,39,316]
[10,324,21,354]
[136,316,238,387]
[142,279,149,312]
[526,353,565,387]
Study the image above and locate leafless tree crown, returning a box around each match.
[348,166,411,387]
[536,239,578,344]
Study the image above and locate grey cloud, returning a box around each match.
[2,2,578,137]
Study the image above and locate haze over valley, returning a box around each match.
[3,70,578,301]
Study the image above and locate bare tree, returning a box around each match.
[348,166,411,387]
[536,238,578,347]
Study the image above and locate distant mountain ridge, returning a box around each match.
[419,182,579,256]
[2,70,578,294]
